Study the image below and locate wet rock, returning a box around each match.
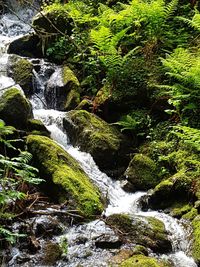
[95,234,122,249]
[7,55,34,96]
[8,34,43,58]
[33,216,64,237]
[42,241,62,266]
[45,66,80,111]
[63,110,131,177]
[75,99,93,112]
[0,87,33,129]
[142,174,192,210]
[123,154,160,191]
[26,135,103,218]
[106,214,172,253]
[27,119,50,137]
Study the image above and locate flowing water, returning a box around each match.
[0,3,198,267]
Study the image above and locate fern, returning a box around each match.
[163,0,179,21]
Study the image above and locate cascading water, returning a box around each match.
[0,3,198,267]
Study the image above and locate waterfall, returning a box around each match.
[0,3,198,267]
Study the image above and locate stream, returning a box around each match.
[0,2,198,267]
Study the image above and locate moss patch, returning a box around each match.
[120,255,172,267]
[106,214,171,253]
[125,153,159,191]
[192,216,200,264]
[26,135,103,217]
[0,87,32,129]
[63,110,130,176]
[7,56,33,96]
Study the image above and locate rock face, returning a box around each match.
[106,214,172,253]
[63,110,131,177]
[26,135,103,218]
[8,34,43,58]
[124,154,159,191]
[7,55,34,96]
[45,66,80,111]
[0,87,33,129]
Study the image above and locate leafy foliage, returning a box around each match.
[159,47,200,126]
[0,120,43,244]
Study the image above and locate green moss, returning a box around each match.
[43,242,62,265]
[106,214,171,253]
[125,154,159,191]
[182,208,198,220]
[27,119,50,136]
[171,203,191,218]
[64,110,129,175]
[64,89,80,110]
[192,216,200,264]
[11,58,33,94]
[0,87,32,129]
[26,135,103,217]
[62,66,80,87]
[120,255,171,267]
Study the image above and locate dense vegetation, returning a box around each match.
[1,0,200,265]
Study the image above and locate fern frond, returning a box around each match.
[163,0,179,21]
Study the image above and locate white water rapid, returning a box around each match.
[0,3,198,267]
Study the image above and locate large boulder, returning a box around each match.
[26,135,103,218]
[8,34,43,58]
[0,87,33,129]
[45,66,80,111]
[123,154,160,191]
[141,172,192,210]
[63,110,131,177]
[7,55,34,96]
[106,214,172,253]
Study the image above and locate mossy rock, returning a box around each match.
[42,242,62,265]
[106,214,172,253]
[45,66,80,111]
[120,255,172,267]
[124,154,160,191]
[144,172,192,210]
[75,99,93,112]
[192,216,200,265]
[8,34,42,58]
[26,135,103,218]
[7,55,34,96]
[63,110,131,177]
[32,7,73,35]
[27,119,50,137]
[0,87,33,129]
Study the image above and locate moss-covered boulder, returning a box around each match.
[0,87,33,129]
[124,154,159,191]
[27,119,50,137]
[8,34,42,58]
[26,135,103,217]
[120,255,172,267]
[192,216,200,265]
[45,66,80,111]
[63,110,131,177]
[106,214,172,253]
[32,7,73,35]
[7,55,34,96]
[142,172,192,210]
